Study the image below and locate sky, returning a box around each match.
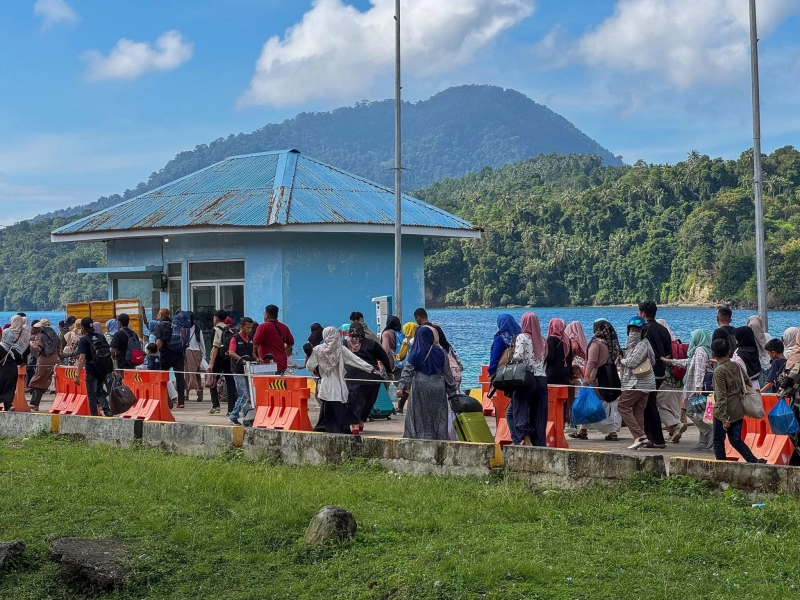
[1,0,799,224]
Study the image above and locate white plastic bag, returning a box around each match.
[591,399,622,434]
[200,358,209,372]
[166,380,178,400]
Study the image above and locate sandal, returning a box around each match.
[568,431,588,440]
[604,433,618,441]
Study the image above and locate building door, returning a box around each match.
[191,281,245,356]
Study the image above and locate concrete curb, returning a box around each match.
[58,415,136,447]
[0,412,55,438]
[669,457,799,494]
[140,422,240,457]
[503,445,667,489]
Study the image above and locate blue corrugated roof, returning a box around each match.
[52,149,476,236]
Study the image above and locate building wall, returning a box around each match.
[106,232,424,337]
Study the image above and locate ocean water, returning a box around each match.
[6,307,799,388]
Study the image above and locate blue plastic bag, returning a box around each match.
[572,387,607,425]
[768,399,799,435]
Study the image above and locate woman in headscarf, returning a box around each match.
[653,317,684,440]
[617,316,657,449]
[509,312,548,446]
[25,320,40,389]
[105,318,118,345]
[546,318,573,385]
[732,326,761,388]
[397,325,457,440]
[62,320,83,366]
[573,319,622,441]
[345,322,391,431]
[27,318,61,411]
[0,315,29,411]
[783,327,798,353]
[662,329,714,449]
[306,326,377,435]
[565,321,588,373]
[183,311,206,402]
[394,322,418,414]
[60,316,77,350]
[489,314,523,444]
[381,316,402,378]
[747,315,771,376]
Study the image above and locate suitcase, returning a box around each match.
[369,384,395,420]
[454,412,495,444]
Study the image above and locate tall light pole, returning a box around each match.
[393,0,402,321]
[749,0,768,331]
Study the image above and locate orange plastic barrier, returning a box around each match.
[478,365,495,416]
[491,389,512,446]
[49,366,92,416]
[547,385,569,449]
[252,376,312,431]
[725,393,793,465]
[121,370,174,422]
[12,366,30,412]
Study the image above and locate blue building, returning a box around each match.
[51,149,478,341]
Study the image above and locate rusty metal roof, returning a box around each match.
[52,149,476,237]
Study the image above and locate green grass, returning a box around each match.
[1,436,799,599]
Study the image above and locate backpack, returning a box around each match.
[124,328,144,366]
[217,325,236,357]
[168,311,193,353]
[670,340,689,383]
[89,333,114,376]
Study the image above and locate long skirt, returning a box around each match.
[184,349,204,393]
[656,382,682,428]
[403,370,449,440]
[347,373,383,422]
[322,400,357,434]
[29,351,59,390]
[0,358,18,410]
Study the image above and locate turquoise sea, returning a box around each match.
[7,307,799,388]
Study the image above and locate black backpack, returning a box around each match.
[90,333,114,376]
[218,325,236,357]
[124,328,144,366]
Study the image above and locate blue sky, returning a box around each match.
[1,0,799,223]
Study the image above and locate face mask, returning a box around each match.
[627,332,641,345]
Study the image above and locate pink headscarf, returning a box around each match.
[565,321,588,359]
[520,312,546,361]
[547,318,571,365]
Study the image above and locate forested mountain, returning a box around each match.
[420,146,800,308]
[36,85,621,221]
[3,146,799,311]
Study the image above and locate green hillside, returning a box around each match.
[3,147,797,311]
[38,85,621,221]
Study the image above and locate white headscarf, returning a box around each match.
[747,315,768,356]
[2,315,30,354]
[783,327,798,351]
[313,326,342,372]
[656,318,676,342]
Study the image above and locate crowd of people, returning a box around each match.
[4,299,800,463]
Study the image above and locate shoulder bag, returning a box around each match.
[739,367,765,419]
[493,337,535,392]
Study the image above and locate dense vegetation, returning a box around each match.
[37,85,620,222]
[1,146,798,311]
[2,436,799,599]
[420,146,800,307]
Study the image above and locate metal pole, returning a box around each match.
[749,0,768,331]
[393,0,402,321]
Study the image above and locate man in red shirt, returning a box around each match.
[252,304,294,374]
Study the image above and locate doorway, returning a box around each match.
[191,282,245,356]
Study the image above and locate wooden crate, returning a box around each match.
[65,302,91,322]
[114,299,145,337]
[90,301,116,331]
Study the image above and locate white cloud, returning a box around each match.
[238,0,535,107]
[81,30,193,81]
[34,0,79,30]
[536,0,800,88]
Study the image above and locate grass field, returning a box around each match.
[1,435,799,599]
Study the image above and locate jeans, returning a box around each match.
[506,401,519,445]
[160,351,185,405]
[713,418,758,463]
[86,370,112,417]
[230,375,251,421]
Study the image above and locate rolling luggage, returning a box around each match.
[454,412,494,444]
[369,384,395,420]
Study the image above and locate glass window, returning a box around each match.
[168,279,182,315]
[189,261,244,281]
[167,263,182,277]
[116,279,154,314]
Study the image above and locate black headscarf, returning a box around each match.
[383,316,401,333]
[65,316,77,329]
[308,323,323,346]
[734,326,761,378]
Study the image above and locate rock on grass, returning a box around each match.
[48,537,127,592]
[0,540,25,569]
[304,506,357,546]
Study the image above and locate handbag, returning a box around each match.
[739,368,765,419]
[632,359,653,378]
[493,337,535,392]
[596,361,621,402]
